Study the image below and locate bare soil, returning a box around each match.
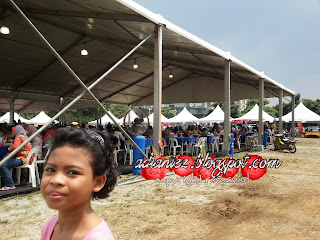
[0,137,319,240]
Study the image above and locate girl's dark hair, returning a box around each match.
[47,127,118,199]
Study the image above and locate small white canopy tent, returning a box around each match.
[234,104,274,122]
[198,105,225,123]
[24,111,59,125]
[167,107,199,123]
[281,102,320,122]
[89,111,121,125]
[0,112,29,123]
[143,112,169,124]
[118,111,140,124]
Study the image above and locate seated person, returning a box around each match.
[0,125,32,191]
[107,128,119,152]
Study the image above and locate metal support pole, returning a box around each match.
[258,78,264,145]
[9,95,14,125]
[153,24,163,154]
[59,97,64,125]
[278,89,283,133]
[1,1,150,167]
[291,95,295,139]
[223,59,231,155]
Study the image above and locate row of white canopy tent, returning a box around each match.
[0,111,58,125]
[90,105,275,125]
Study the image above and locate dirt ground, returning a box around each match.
[0,137,319,240]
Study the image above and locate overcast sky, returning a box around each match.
[135,0,320,106]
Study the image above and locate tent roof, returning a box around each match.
[0,112,29,123]
[89,111,121,125]
[198,105,225,123]
[0,0,294,112]
[167,107,199,123]
[24,111,58,124]
[234,104,274,122]
[143,112,169,123]
[282,102,320,122]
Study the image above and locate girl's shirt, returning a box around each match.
[41,216,114,240]
[8,135,31,164]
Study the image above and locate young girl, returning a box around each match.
[40,128,118,240]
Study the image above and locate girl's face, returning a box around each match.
[41,145,105,212]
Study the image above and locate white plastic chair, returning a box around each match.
[210,136,219,153]
[36,147,51,182]
[124,140,133,165]
[168,138,181,156]
[15,147,41,187]
[192,137,207,156]
[161,140,169,156]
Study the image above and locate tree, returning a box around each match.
[302,99,320,115]
[162,108,176,118]
[103,104,129,118]
[274,93,301,116]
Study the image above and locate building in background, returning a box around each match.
[235,99,249,112]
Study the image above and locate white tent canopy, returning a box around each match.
[167,107,199,123]
[143,112,169,124]
[198,105,225,123]
[119,111,140,124]
[282,102,320,122]
[234,104,274,122]
[0,112,29,123]
[89,111,121,125]
[24,111,58,125]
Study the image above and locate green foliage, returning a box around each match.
[203,108,213,117]
[274,93,301,115]
[302,99,320,115]
[103,104,129,118]
[19,112,38,120]
[265,106,278,118]
[162,108,176,118]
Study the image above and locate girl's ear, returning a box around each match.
[93,175,107,193]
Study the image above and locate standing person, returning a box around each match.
[27,125,43,159]
[40,128,118,239]
[0,125,31,190]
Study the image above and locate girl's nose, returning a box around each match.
[50,172,66,186]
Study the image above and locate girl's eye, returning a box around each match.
[44,168,55,173]
[68,170,79,175]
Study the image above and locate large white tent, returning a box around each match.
[24,111,58,125]
[143,112,169,124]
[0,112,29,123]
[234,104,275,122]
[89,111,121,125]
[282,102,320,122]
[0,0,295,113]
[198,105,225,123]
[167,107,199,123]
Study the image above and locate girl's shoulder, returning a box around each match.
[83,219,114,240]
[41,216,59,240]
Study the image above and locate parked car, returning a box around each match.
[305,126,320,138]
